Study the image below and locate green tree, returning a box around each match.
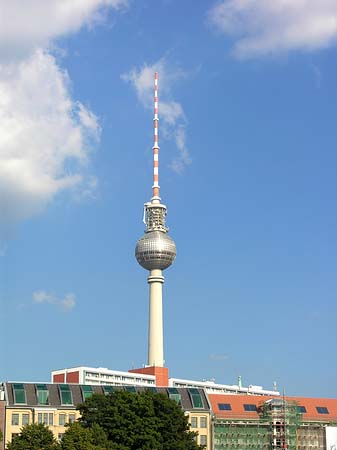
[77,390,202,450]
[6,423,60,450]
[61,422,111,450]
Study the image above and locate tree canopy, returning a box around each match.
[60,422,111,450]
[6,423,60,450]
[74,390,202,450]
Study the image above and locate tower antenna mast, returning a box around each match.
[152,71,160,203]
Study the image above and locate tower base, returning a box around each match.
[129,366,169,387]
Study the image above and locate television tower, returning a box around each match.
[135,72,176,367]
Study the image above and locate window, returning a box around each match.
[59,384,73,405]
[36,384,49,405]
[243,404,257,412]
[102,385,114,395]
[191,417,198,428]
[81,385,93,401]
[68,414,76,423]
[316,406,329,414]
[12,383,26,404]
[218,403,232,411]
[11,413,19,426]
[22,414,30,426]
[200,416,207,428]
[38,413,53,425]
[167,388,181,405]
[188,388,203,408]
[58,434,64,441]
[298,406,307,413]
[200,435,207,446]
[124,386,136,393]
[59,414,66,426]
[145,387,157,393]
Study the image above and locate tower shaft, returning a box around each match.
[148,269,164,366]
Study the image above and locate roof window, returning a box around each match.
[316,406,329,414]
[243,404,257,412]
[13,384,26,405]
[218,403,232,411]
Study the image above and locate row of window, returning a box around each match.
[190,416,207,428]
[12,384,86,406]
[11,412,76,427]
[218,403,257,412]
[218,403,330,414]
[13,384,205,410]
[11,413,29,426]
[86,372,154,385]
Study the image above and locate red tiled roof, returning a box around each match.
[208,394,337,422]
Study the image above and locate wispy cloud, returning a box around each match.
[310,63,323,88]
[208,0,337,58]
[209,353,228,362]
[122,58,191,174]
[0,1,126,236]
[33,290,76,312]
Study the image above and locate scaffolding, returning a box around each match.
[214,420,270,450]
[260,398,302,450]
[296,424,325,450]
[213,399,303,450]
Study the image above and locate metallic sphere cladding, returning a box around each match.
[135,231,176,271]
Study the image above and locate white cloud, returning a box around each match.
[208,0,337,58]
[122,59,191,174]
[0,1,126,235]
[0,0,128,62]
[0,49,99,233]
[33,290,76,312]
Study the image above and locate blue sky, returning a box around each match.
[1,0,337,398]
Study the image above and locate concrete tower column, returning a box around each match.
[147,269,165,367]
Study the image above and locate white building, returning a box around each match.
[169,377,279,396]
[51,366,156,388]
[51,366,279,396]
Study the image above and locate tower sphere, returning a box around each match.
[135,231,176,271]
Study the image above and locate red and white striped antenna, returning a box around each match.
[152,71,160,203]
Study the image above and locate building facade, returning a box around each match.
[0,383,212,450]
[209,393,337,450]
